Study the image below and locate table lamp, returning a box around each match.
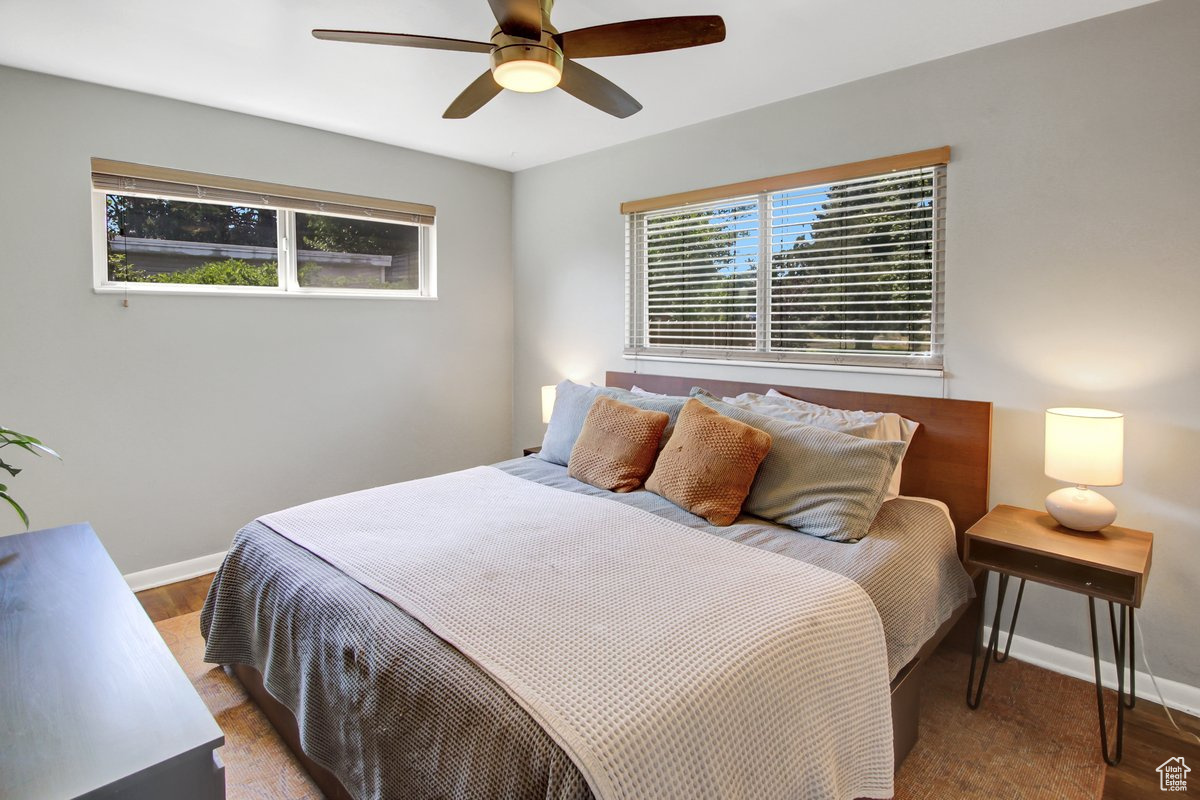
[1044,407,1123,532]
[541,385,557,424]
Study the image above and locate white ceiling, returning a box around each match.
[0,0,1157,171]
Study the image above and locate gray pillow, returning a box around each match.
[691,391,904,542]
[539,381,623,465]
[539,381,685,466]
[606,387,687,444]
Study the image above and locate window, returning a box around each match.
[295,213,420,291]
[625,149,947,370]
[104,195,281,287]
[92,159,435,298]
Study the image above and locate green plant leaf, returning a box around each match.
[0,427,59,529]
[0,487,29,529]
[28,442,61,459]
[3,440,42,456]
[0,428,61,459]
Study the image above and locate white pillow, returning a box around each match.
[630,385,667,397]
[722,389,918,500]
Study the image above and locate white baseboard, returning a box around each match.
[984,625,1200,716]
[124,551,226,592]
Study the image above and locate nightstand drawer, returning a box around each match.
[966,539,1137,605]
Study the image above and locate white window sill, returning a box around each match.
[93,284,437,301]
[622,352,944,378]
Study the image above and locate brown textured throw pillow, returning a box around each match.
[645,398,772,526]
[567,396,670,492]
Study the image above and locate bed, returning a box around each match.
[201,372,992,800]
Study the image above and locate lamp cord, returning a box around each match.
[1135,615,1200,745]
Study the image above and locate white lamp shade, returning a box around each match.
[1044,407,1123,487]
[541,385,557,424]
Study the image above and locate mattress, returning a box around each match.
[201,456,973,800]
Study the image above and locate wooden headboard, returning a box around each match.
[606,371,992,552]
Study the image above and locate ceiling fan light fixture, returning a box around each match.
[490,34,563,93]
[493,58,561,92]
[315,1,725,118]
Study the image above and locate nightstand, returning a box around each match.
[522,446,541,457]
[963,504,1152,766]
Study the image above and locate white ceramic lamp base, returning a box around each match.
[1045,486,1117,532]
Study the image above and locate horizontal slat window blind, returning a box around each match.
[92,159,435,226]
[634,195,761,351]
[626,152,946,370]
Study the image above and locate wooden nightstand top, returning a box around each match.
[964,504,1153,606]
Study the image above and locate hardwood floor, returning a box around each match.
[136,572,214,622]
[1103,696,1200,799]
[140,574,1200,798]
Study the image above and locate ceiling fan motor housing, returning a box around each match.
[490,25,563,81]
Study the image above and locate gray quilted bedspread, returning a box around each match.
[201,457,972,800]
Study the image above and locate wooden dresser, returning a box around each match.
[0,523,225,799]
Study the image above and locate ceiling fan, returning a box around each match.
[313,0,726,119]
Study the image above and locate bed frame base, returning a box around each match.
[230,663,353,800]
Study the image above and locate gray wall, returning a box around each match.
[512,0,1200,686]
[0,66,514,574]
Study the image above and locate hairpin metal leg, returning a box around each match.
[1105,601,1137,709]
[1089,597,1128,766]
[1108,601,1119,657]
[1118,604,1128,710]
[992,578,1025,663]
[966,571,1010,709]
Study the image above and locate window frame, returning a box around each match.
[90,163,436,300]
[623,148,948,374]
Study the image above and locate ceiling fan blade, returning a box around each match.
[444,71,503,118]
[487,0,543,40]
[313,29,492,54]
[558,60,642,119]
[555,16,725,59]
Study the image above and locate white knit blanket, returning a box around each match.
[259,466,894,800]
